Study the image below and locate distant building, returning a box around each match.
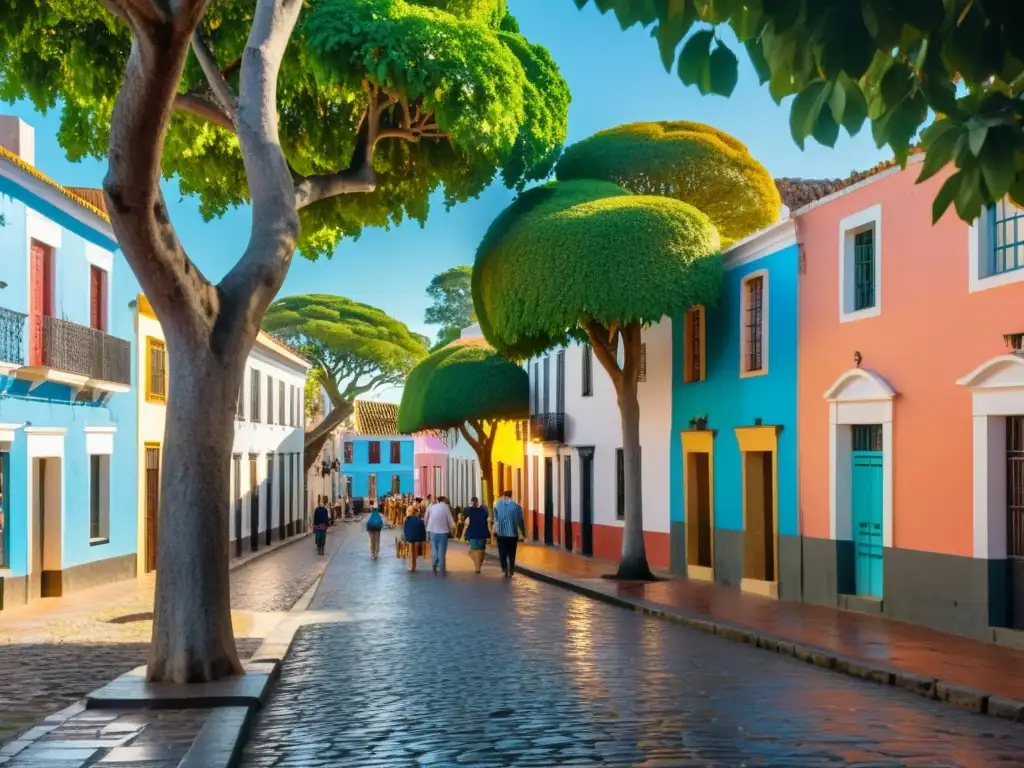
[0,116,137,608]
[340,400,415,508]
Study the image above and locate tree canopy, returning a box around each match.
[0,0,570,256]
[397,336,529,433]
[572,0,1024,223]
[557,121,780,245]
[425,265,476,348]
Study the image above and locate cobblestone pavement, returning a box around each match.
[0,523,356,745]
[243,531,1024,768]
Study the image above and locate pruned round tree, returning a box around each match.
[263,295,429,472]
[398,336,528,509]
[474,122,778,580]
[0,0,568,683]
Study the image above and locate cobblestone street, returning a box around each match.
[243,531,1024,767]
[0,524,356,744]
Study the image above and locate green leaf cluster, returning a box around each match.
[556,121,779,245]
[573,0,1024,223]
[424,266,476,348]
[473,178,722,360]
[0,0,569,256]
[397,336,529,432]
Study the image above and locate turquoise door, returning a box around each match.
[852,451,883,598]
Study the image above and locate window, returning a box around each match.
[616,448,624,520]
[992,197,1024,276]
[542,357,550,413]
[250,368,261,422]
[582,344,593,396]
[741,272,767,376]
[236,377,245,420]
[434,466,442,496]
[279,381,286,425]
[684,306,705,383]
[90,453,110,543]
[368,474,378,499]
[89,266,108,331]
[556,350,566,414]
[638,343,647,383]
[390,441,401,464]
[852,424,883,452]
[146,337,167,402]
[344,442,354,464]
[532,362,540,414]
[0,451,8,568]
[266,375,274,425]
[1009,416,1024,558]
[369,441,381,464]
[839,204,882,321]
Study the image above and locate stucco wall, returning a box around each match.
[342,437,414,498]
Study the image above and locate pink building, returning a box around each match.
[795,156,1024,641]
[415,434,448,499]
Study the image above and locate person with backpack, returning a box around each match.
[366,505,386,560]
[312,496,330,556]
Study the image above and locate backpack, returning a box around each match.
[366,509,384,531]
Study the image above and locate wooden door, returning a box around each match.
[145,446,160,572]
[563,456,572,551]
[543,457,554,545]
[90,266,107,331]
[249,457,260,551]
[579,449,594,556]
[29,242,47,365]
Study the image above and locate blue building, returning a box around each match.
[670,218,800,600]
[0,117,138,609]
[341,400,414,503]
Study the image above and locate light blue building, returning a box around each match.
[0,117,138,609]
[341,400,414,505]
[670,218,801,600]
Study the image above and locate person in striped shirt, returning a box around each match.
[492,490,526,578]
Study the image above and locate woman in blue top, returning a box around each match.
[402,507,427,572]
[462,497,490,574]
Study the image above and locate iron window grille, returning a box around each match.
[1008,416,1024,557]
[582,344,593,396]
[852,424,883,452]
[992,198,1024,276]
[0,307,25,366]
[745,276,764,372]
[147,338,167,401]
[853,229,876,310]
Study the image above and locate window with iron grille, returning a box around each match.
[744,276,764,373]
[390,441,401,464]
[532,362,540,414]
[279,381,286,425]
[146,337,166,402]
[344,442,353,464]
[542,356,550,413]
[852,424,883,452]
[556,350,565,414]
[992,198,1024,276]
[90,454,110,542]
[1007,416,1024,557]
[854,229,876,310]
[582,344,593,396]
[266,375,274,425]
[638,343,647,383]
[684,307,704,383]
[250,368,261,423]
[368,441,381,464]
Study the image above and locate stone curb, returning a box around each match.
[507,559,1024,724]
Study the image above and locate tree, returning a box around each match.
[0,0,568,682]
[424,265,475,348]
[571,0,1024,223]
[397,336,528,510]
[264,295,429,472]
[473,122,777,579]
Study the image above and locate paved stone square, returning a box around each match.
[243,531,1024,767]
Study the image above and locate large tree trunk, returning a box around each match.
[478,439,495,513]
[304,400,352,472]
[148,333,245,682]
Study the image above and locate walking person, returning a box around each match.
[462,496,490,574]
[365,504,386,560]
[493,490,525,578]
[424,496,454,573]
[313,496,330,556]
[403,504,427,572]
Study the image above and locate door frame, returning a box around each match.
[735,425,781,598]
[851,443,884,598]
[681,429,715,581]
[578,446,595,557]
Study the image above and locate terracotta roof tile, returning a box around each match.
[353,400,401,437]
[0,147,111,223]
[774,148,923,211]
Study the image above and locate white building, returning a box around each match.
[524,321,674,568]
[134,295,310,570]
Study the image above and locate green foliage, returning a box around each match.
[0,0,569,256]
[397,337,529,433]
[305,368,324,421]
[572,0,1024,222]
[263,295,428,402]
[424,266,476,347]
[556,121,779,245]
[473,179,722,360]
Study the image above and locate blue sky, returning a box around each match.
[3,1,892,401]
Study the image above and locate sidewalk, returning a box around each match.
[484,541,1024,721]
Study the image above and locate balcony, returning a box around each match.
[0,307,26,374]
[530,412,565,444]
[18,315,131,398]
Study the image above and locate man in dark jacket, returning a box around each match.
[313,497,330,555]
[403,507,427,572]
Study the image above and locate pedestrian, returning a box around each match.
[365,504,385,560]
[313,495,330,556]
[403,504,427,572]
[493,490,525,578]
[424,495,454,573]
[462,496,490,574]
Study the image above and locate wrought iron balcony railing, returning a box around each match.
[37,315,131,386]
[0,307,26,367]
[530,412,565,444]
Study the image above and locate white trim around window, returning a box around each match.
[739,269,769,378]
[838,204,882,323]
[85,425,116,456]
[968,204,1024,294]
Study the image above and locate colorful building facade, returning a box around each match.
[670,220,800,599]
[414,433,448,498]
[0,117,138,607]
[341,400,415,503]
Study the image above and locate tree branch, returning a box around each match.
[174,93,235,131]
[585,320,622,391]
[460,421,482,453]
[191,29,238,121]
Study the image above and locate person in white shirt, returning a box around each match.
[424,496,455,573]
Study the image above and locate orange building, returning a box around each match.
[796,157,1024,640]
